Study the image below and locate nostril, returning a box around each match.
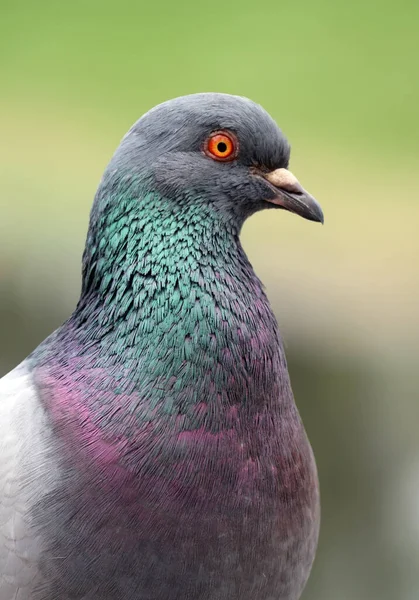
[263,168,304,194]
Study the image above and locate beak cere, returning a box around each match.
[263,168,324,224]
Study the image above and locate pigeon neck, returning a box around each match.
[73,191,274,343]
[78,186,254,318]
[37,188,292,430]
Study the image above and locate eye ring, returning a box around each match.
[204,131,238,162]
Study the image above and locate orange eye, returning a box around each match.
[205,131,237,161]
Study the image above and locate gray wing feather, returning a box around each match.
[0,363,55,600]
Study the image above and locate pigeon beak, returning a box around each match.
[263,168,324,224]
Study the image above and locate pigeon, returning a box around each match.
[0,93,323,600]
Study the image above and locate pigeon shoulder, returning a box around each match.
[0,362,57,600]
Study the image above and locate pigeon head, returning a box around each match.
[101,93,324,229]
[81,94,323,298]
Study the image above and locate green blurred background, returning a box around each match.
[1,0,418,597]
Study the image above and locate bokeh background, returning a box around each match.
[1,1,418,597]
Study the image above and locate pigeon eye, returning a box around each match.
[205,131,238,162]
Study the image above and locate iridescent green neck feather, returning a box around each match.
[41,178,292,429]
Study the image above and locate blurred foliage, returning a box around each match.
[1,0,418,598]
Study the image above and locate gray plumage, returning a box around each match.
[0,93,322,600]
